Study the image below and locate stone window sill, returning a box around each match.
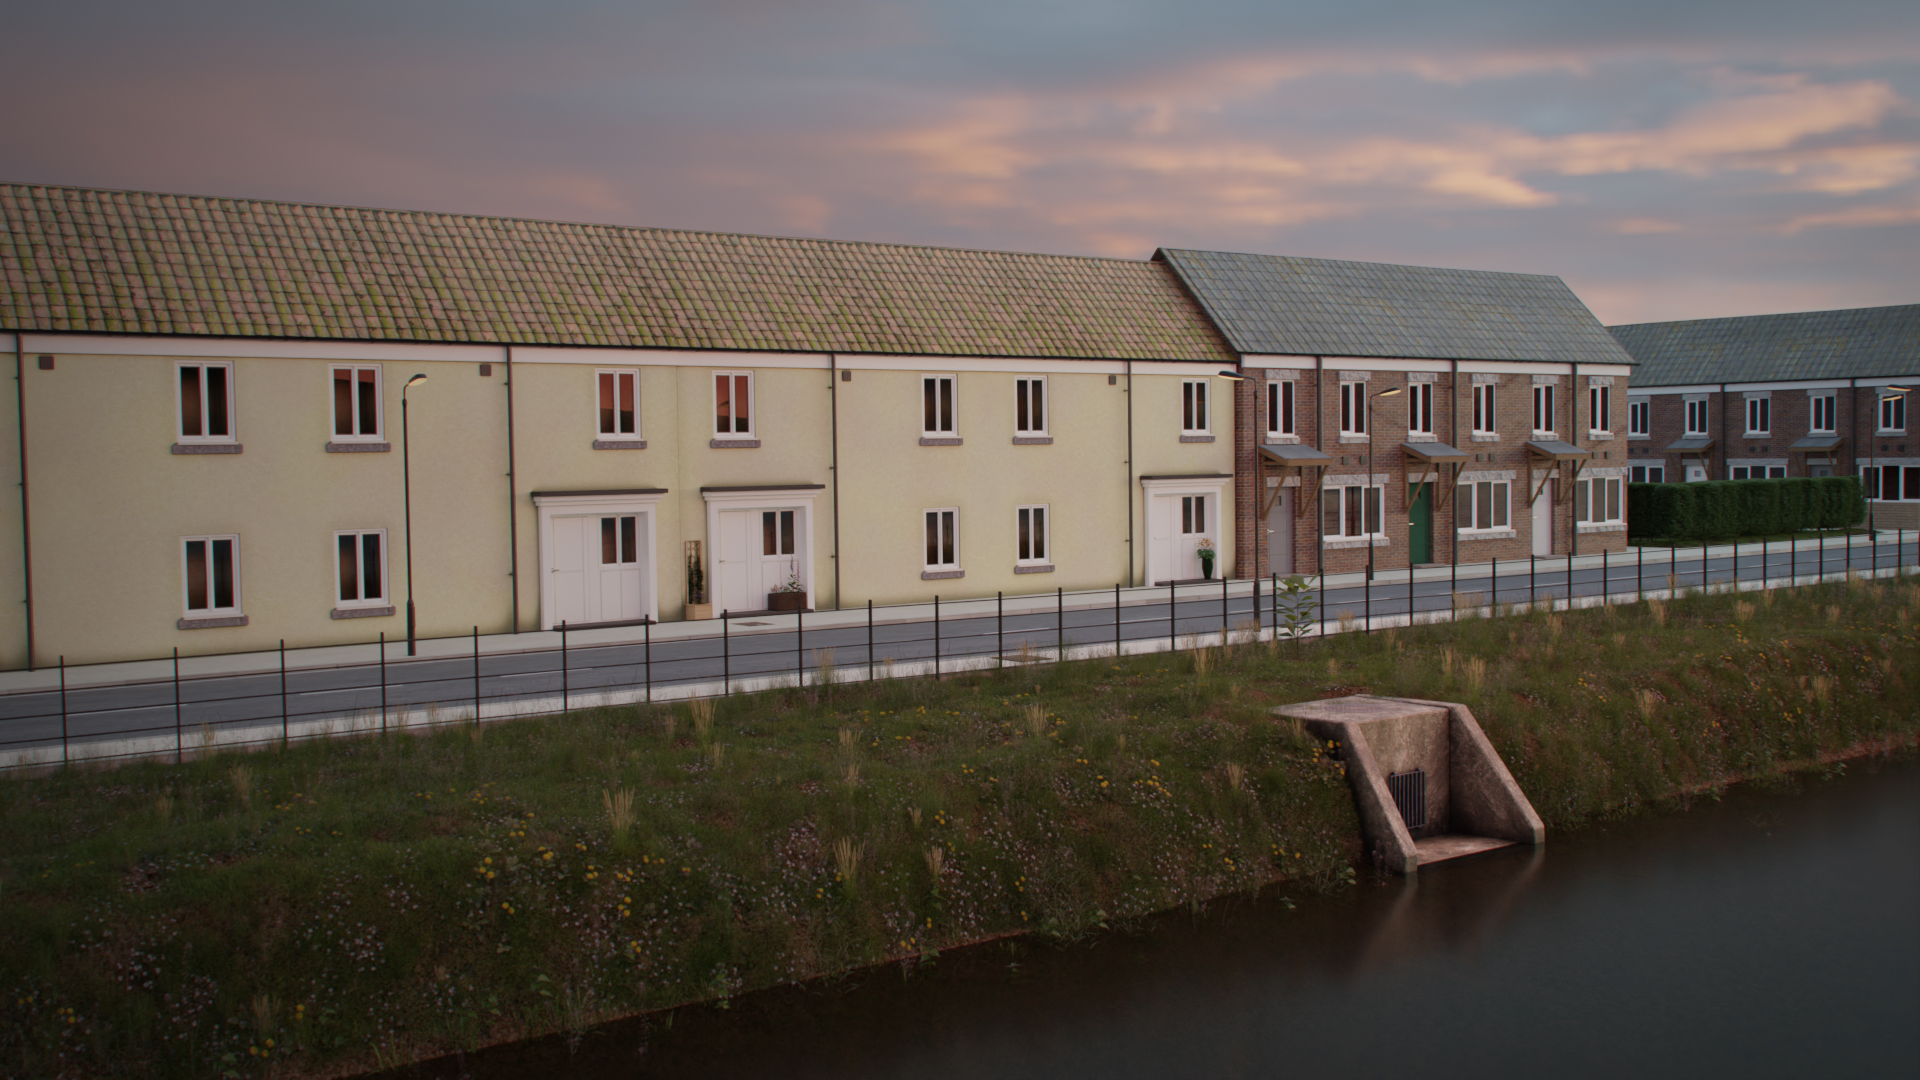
[1323,536,1388,550]
[710,439,760,449]
[1180,434,1215,443]
[1012,436,1053,445]
[172,442,242,455]
[922,569,965,580]
[1014,563,1055,574]
[1589,432,1613,441]
[1577,522,1626,534]
[1457,529,1517,541]
[331,605,396,619]
[178,615,248,630]
[1471,434,1500,442]
[593,439,648,450]
[1407,433,1437,442]
[1338,435,1369,444]
[326,441,391,453]
[920,437,963,446]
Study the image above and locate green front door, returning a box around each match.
[1408,484,1433,565]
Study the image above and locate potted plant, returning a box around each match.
[1196,537,1216,580]
[684,541,713,621]
[768,573,808,612]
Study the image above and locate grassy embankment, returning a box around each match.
[2,573,1916,1078]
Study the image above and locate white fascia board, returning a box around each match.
[841,353,1130,376]
[0,333,14,352]
[1863,375,1920,389]
[1581,364,1635,378]
[20,333,504,364]
[1455,360,1576,376]
[512,346,829,369]
[1241,354,1317,369]
[1317,356,1453,374]
[1724,378,1854,392]
[1630,383,1721,397]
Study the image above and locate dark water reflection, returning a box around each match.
[389,759,1920,1080]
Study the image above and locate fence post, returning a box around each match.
[996,592,1003,667]
[1701,536,1708,593]
[1529,553,1536,608]
[1364,564,1371,634]
[1169,581,1177,655]
[1057,586,1065,660]
[173,647,182,765]
[1819,531,1826,584]
[1602,549,1609,605]
[721,612,729,696]
[1491,556,1497,608]
[796,607,805,688]
[1252,573,1261,641]
[1408,562,1415,626]
[58,655,68,766]
[561,620,570,713]
[280,639,288,745]
[867,600,875,683]
[1450,554,1457,622]
[1637,545,1642,602]
[644,617,652,704]
[933,596,940,678]
[1270,573,1278,637]
[472,626,480,725]
[1732,538,1738,593]
[1319,567,1326,638]
[379,632,388,734]
[1114,584,1121,659]
[1220,576,1228,644]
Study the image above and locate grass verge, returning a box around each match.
[2,574,1916,1078]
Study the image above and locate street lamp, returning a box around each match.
[1870,385,1912,534]
[1366,387,1403,582]
[402,373,428,656]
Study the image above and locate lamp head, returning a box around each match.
[405,373,428,388]
[1215,369,1255,381]
[1374,386,1403,398]
[1887,385,1912,395]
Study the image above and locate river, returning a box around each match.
[388,757,1919,1080]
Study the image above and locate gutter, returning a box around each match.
[1315,354,1325,578]
[1451,359,1459,569]
[1571,361,1579,557]
[11,333,31,670]
[830,353,842,609]
[506,345,520,632]
[1125,359,1135,588]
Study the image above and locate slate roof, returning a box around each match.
[0,183,1232,361]
[1610,304,1920,387]
[1155,248,1633,365]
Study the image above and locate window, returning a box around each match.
[1589,385,1610,435]
[1182,494,1207,536]
[714,372,753,437]
[761,510,795,557]
[1266,380,1295,437]
[597,370,639,439]
[1532,383,1555,435]
[1340,381,1367,436]
[1866,466,1920,501]
[1472,383,1497,435]
[336,530,387,608]
[1810,393,1837,433]
[1458,481,1510,532]
[1685,398,1710,436]
[1182,379,1210,435]
[1628,398,1650,436]
[1630,465,1665,483]
[1407,382,1434,435]
[1730,466,1787,480]
[1745,396,1770,435]
[177,363,235,443]
[924,509,959,571]
[924,375,957,436]
[1322,485,1383,539]
[183,536,240,616]
[1880,392,1907,433]
[331,366,383,441]
[1016,505,1049,564]
[1575,477,1624,525]
[1015,378,1046,435]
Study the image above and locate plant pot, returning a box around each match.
[768,591,807,612]
[684,603,714,621]
[1199,559,1215,580]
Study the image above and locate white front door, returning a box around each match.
[1149,492,1214,585]
[1531,483,1553,556]
[549,513,645,627]
[551,515,588,626]
[715,508,802,613]
[1266,488,1293,576]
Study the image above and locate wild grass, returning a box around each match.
[2,575,1916,1078]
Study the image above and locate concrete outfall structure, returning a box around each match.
[1274,694,1543,874]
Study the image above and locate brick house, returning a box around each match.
[1610,304,1920,530]
[1154,250,1636,578]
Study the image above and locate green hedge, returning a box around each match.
[1627,475,1865,539]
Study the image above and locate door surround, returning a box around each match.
[1141,474,1230,586]
[702,485,825,613]
[533,488,667,631]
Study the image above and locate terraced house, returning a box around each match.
[1609,304,1920,530]
[0,183,1247,669]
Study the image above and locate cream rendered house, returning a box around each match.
[0,184,1237,669]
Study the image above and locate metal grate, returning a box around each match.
[1388,768,1427,830]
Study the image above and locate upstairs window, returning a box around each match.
[331,366,383,441]
[1532,383,1555,435]
[1810,393,1837,433]
[1685,398,1710,436]
[1339,381,1367,436]
[924,375,958,436]
[1266,380,1295,437]
[1628,398,1650,436]
[1015,377,1046,435]
[1880,392,1907,433]
[1745,396,1770,435]
[1589,385,1611,435]
[1407,382,1434,435]
[177,363,235,443]
[1472,383,1497,435]
[1182,379,1210,435]
[336,530,387,608]
[597,370,640,439]
[714,372,754,438]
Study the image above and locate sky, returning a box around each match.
[3,0,1918,325]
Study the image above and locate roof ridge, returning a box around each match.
[1608,302,1920,331]
[1156,246,1568,284]
[1,180,1154,268]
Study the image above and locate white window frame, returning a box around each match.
[1015,504,1050,566]
[1472,383,1497,436]
[924,375,958,437]
[1627,398,1650,437]
[1588,385,1610,436]
[1880,392,1907,433]
[1407,382,1434,436]
[334,529,389,610]
[175,362,236,445]
[1629,465,1665,483]
[1809,392,1837,433]
[182,535,242,618]
[1322,483,1384,540]
[1745,395,1771,436]
[1532,383,1555,437]
[1575,477,1624,526]
[924,508,961,572]
[1685,397,1710,436]
[330,365,384,442]
[1340,381,1367,436]
[1014,377,1047,436]
[1266,379,1295,438]
[596,369,641,441]
[1457,480,1511,533]
[1181,379,1210,436]
[714,371,755,438]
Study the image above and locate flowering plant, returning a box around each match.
[1195,538,1216,558]
[772,573,807,594]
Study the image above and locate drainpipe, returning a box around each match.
[1571,362,1579,557]
[1125,359,1135,587]
[1719,381,1729,484]
[830,352,841,609]
[11,332,31,671]
[1450,359,1459,570]
[506,344,519,632]
[1315,355,1325,577]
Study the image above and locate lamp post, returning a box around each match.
[1870,385,1912,535]
[402,373,428,656]
[1366,387,1403,582]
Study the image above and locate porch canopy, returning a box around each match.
[1258,442,1333,517]
[1789,433,1844,453]
[1526,439,1592,506]
[1402,441,1469,508]
[1665,436,1715,455]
